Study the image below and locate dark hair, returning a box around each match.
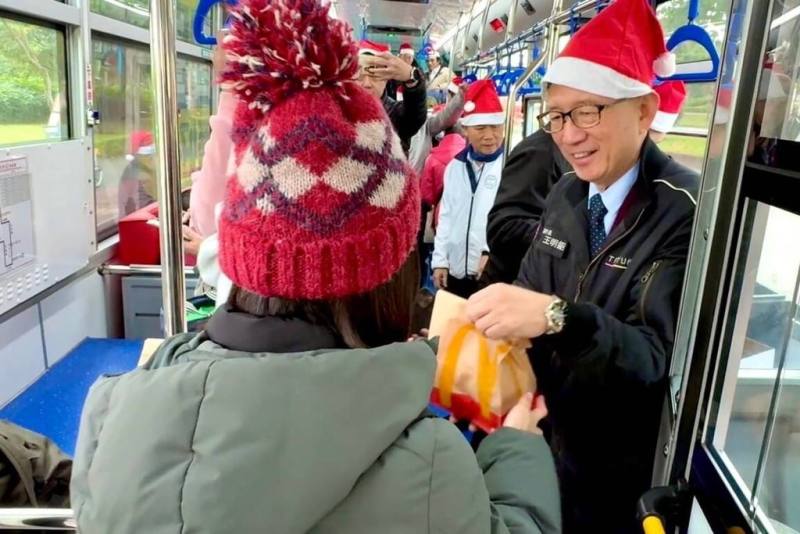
[228,248,420,349]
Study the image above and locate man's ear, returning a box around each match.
[640,92,660,134]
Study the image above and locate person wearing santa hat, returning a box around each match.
[398,42,415,63]
[118,130,157,217]
[356,39,427,152]
[71,1,563,532]
[384,42,423,101]
[649,80,688,142]
[427,49,453,91]
[431,79,505,298]
[465,0,699,531]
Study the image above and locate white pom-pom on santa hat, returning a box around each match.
[653,51,676,78]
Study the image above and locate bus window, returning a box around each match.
[176,57,212,189]
[657,0,729,65]
[707,203,800,530]
[90,0,149,31]
[92,37,212,239]
[0,15,69,147]
[90,0,211,43]
[92,38,154,238]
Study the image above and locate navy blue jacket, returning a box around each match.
[517,139,698,532]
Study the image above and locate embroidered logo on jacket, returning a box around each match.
[604,255,631,270]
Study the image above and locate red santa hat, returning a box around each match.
[126,130,155,162]
[651,81,687,133]
[449,75,463,95]
[399,43,414,57]
[358,39,390,56]
[460,79,504,126]
[543,0,675,99]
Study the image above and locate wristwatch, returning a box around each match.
[544,296,568,335]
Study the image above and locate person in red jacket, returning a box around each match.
[420,109,467,235]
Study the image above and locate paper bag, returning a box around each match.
[428,291,535,432]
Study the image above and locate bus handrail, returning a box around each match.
[0,508,75,531]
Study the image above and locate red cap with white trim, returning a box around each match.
[358,39,390,56]
[460,79,504,126]
[543,0,675,99]
[651,81,687,133]
[399,43,414,56]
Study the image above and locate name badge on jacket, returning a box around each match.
[534,227,569,258]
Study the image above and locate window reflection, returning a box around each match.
[92,38,211,238]
[749,0,800,170]
[93,38,154,235]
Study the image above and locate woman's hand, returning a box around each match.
[503,393,548,435]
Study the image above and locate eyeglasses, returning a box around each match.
[537,100,625,133]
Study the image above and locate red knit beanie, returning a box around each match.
[218,0,420,300]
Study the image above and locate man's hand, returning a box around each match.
[361,52,413,82]
[466,283,555,339]
[432,268,449,289]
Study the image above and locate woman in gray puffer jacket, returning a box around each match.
[70,1,561,532]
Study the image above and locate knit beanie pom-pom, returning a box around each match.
[221,0,358,113]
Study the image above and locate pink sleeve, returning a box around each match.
[189,90,237,238]
[420,157,441,207]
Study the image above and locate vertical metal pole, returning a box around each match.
[150,0,186,336]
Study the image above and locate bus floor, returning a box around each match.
[0,338,143,456]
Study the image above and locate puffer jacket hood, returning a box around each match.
[71,331,437,533]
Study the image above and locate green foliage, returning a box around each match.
[0,83,50,122]
[0,18,65,125]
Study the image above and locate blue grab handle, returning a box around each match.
[193,0,237,46]
[660,23,720,83]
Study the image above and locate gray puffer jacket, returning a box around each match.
[71,309,560,534]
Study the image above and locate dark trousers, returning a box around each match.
[446,275,480,299]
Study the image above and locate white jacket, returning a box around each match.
[432,151,504,279]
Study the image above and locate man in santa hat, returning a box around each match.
[427,49,453,91]
[464,0,699,530]
[356,40,427,152]
[484,80,685,285]
[431,79,505,298]
[385,42,420,101]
